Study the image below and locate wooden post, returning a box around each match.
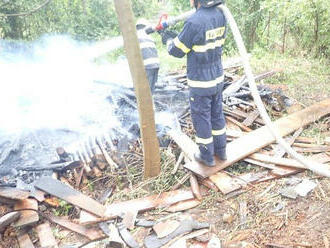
[114,0,160,178]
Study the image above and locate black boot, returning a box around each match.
[194,152,215,167]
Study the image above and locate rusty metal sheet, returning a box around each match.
[177,99,330,177]
[35,177,106,217]
[35,222,58,248]
[14,199,39,227]
[0,212,20,232]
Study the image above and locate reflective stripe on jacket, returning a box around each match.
[137,29,160,69]
[168,7,226,96]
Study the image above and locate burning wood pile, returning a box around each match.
[1,58,330,248]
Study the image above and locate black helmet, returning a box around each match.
[198,0,223,8]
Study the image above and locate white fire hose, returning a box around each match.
[157,5,330,177]
[219,5,330,177]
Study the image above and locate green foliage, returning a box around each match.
[0,0,329,57]
[54,200,73,216]
[0,0,159,41]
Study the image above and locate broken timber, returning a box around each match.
[35,177,106,217]
[169,99,330,177]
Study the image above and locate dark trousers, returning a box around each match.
[146,68,159,93]
[189,87,226,162]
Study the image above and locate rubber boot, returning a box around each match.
[194,152,215,167]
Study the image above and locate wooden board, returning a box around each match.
[209,172,241,194]
[35,177,106,217]
[35,222,58,248]
[17,233,35,248]
[47,215,104,240]
[177,99,330,177]
[0,187,29,201]
[80,189,195,224]
[14,199,39,227]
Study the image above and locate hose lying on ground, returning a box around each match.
[219,4,330,178]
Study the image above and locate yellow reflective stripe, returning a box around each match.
[143,57,160,66]
[212,127,226,136]
[139,41,156,49]
[188,75,224,88]
[206,27,225,40]
[192,39,225,52]
[173,37,190,54]
[196,136,213,145]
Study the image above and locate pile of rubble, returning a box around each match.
[1,58,330,248]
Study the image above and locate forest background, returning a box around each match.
[1,0,329,58]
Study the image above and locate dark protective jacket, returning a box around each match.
[137,29,160,70]
[167,6,226,96]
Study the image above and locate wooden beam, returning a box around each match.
[170,98,330,177]
[35,177,106,217]
[114,0,160,178]
[13,199,39,227]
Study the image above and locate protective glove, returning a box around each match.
[158,30,178,45]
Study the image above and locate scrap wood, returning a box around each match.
[0,212,20,233]
[166,229,209,248]
[47,215,105,240]
[35,177,106,217]
[190,174,202,200]
[166,199,201,213]
[209,172,241,194]
[199,178,219,192]
[226,116,253,132]
[0,187,29,201]
[242,109,260,127]
[80,189,195,224]
[153,220,181,238]
[172,152,184,175]
[35,222,58,248]
[96,137,118,170]
[144,217,209,248]
[17,233,34,248]
[273,127,303,158]
[122,210,138,230]
[14,199,39,227]
[179,98,330,177]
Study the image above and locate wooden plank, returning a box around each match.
[114,0,161,178]
[14,199,39,227]
[17,233,35,248]
[47,215,104,240]
[35,177,106,217]
[166,199,201,213]
[242,109,259,126]
[0,212,20,232]
[0,187,29,201]
[180,99,330,177]
[209,172,241,194]
[80,189,195,224]
[35,222,58,248]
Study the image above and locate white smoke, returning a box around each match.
[0,35,130,138]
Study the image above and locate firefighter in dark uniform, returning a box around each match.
[136,18,160,94]
[160,0,227,166]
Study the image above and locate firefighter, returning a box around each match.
[136,18,160,94]
[160,0,227,166]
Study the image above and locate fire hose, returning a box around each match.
[150,5,330,177]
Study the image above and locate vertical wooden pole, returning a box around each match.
[114,0,161,178]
